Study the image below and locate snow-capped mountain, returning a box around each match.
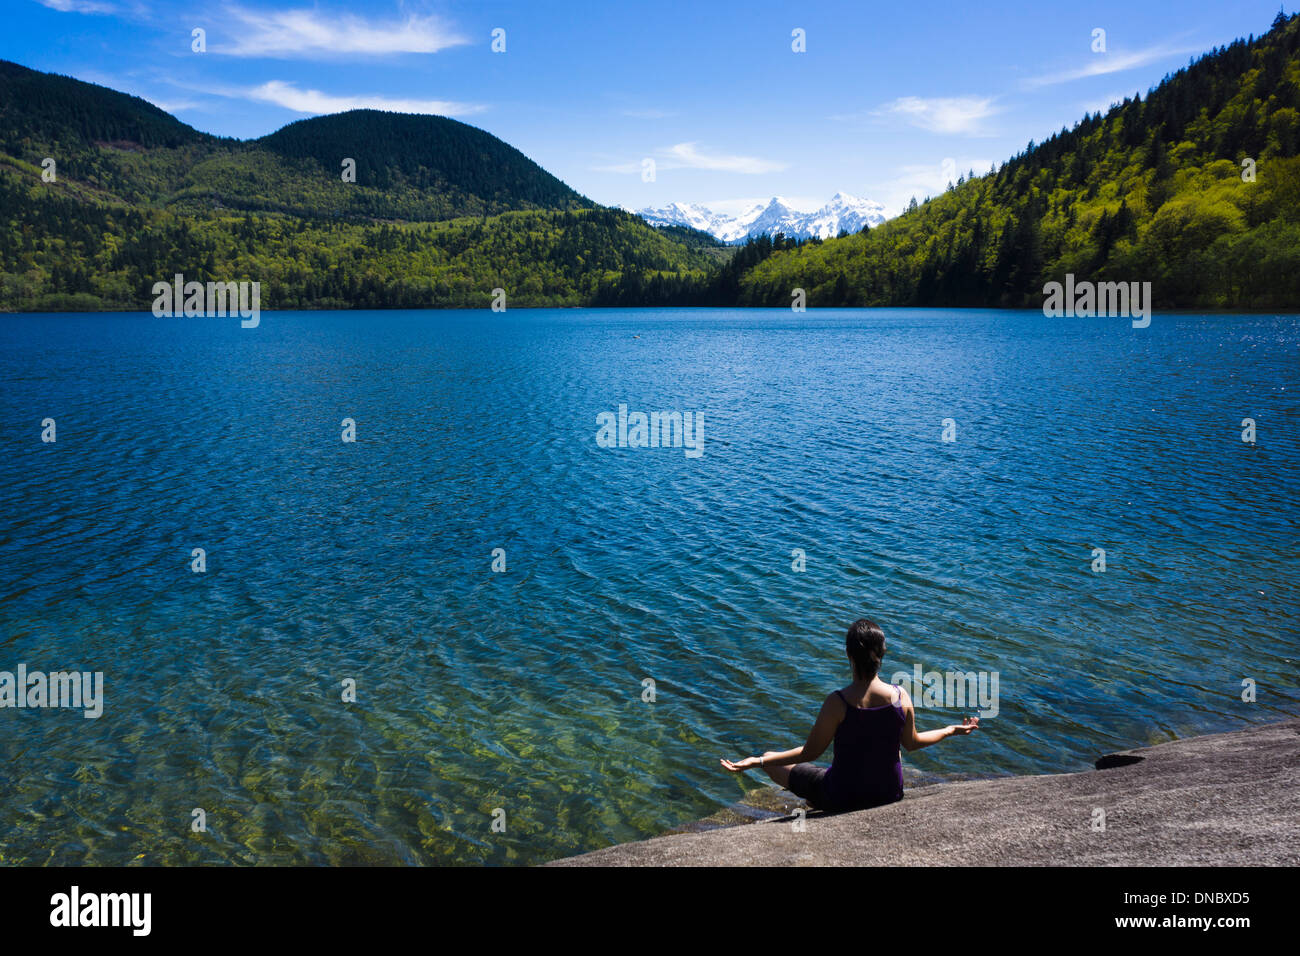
[633,193,888,244]
[631,201,734,237]
[794,192,890,238]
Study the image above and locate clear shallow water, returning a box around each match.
[0,307,1296,865]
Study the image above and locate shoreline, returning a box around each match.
[550,718,1300,866]
[660,763,992,836]
[4,306,1299,316]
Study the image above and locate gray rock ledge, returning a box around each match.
[550,719,1300,866]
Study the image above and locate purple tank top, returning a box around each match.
[822,685,905,811]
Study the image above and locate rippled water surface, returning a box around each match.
[0,308,1297,865]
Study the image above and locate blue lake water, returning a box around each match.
[0,307,1297,865]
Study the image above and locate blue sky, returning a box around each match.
[6,0,1291,215]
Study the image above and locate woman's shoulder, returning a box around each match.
[824,688,852,712]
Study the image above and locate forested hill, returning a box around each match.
[0,59,586,221]
[257,110,585,213]
[0,59,208,149]
[0,60,726,310]
[738,11,1300,310]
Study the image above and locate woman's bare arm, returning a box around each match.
[721,693,842,772]
[899,686,979,751]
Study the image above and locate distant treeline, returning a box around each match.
[0,192,723,311]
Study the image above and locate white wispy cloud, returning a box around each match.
[219,5,469,58]
[591,160,648,174]
[661,142,787,173]
[1022,43,1200,89]
[144,96,200,113]
[593,142,787,176]
[247,80,484,116]
[36,0,116,13]
[873,96,1001,136]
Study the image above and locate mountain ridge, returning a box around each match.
[0,59,725,311]
[0,59,587,222]
[635,192,887,243]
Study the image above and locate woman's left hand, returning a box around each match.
[720,756,761,772]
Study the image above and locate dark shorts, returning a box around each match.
[786,763,904,814]
[786,763,829,809]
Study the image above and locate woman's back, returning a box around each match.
[822,683,905,811]
[722,618,978,813]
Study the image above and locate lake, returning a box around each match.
[0,307,1296,865]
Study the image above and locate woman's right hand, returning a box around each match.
[948,717,980,736]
